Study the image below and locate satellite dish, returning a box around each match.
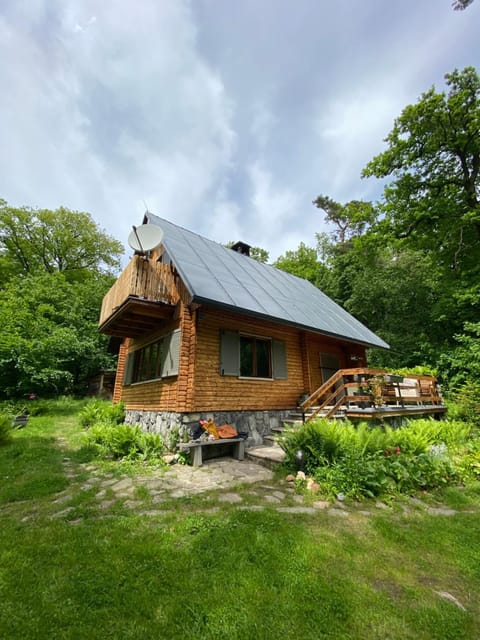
[128,224,164,254]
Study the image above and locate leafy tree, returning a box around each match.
[438,321,480,388]
[0,272,116,397]
[274,242,323,284]
[363,67,480,281]
[313,195,377,244]
[0,201,124,277]
[362,67,480,366]
[250,246,269,263]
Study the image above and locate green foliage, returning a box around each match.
[79,399,125,428]
[84,423,164,461]
[0,201,123,276]
[313,195,377,244]
[0,271,116,397]
[80,400,161,462]
[274,242,328,285]
[439,322,480,389]
[0,413,13,445]
[281,417,473,499]
[362,67,480,367]
[445,380,480,427]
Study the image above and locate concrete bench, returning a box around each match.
[179,437,245,467]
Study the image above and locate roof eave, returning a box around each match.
[192,297,390,350]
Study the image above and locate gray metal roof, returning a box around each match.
[145,213,389,349]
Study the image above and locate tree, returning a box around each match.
[274,242,324,284]
[452,0,474,10]
[0,271,116,397]
[363,67,480,278]
[249,246,269,263]
[313,195,377,244]
[0,202,124,277]
[363,67,480,352]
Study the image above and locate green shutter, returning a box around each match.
[161,330,181,377]
[220,330,240,376]
[272,340,287,379]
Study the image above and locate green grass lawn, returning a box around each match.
[0,410,479,639]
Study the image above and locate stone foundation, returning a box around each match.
[125,409,292,448]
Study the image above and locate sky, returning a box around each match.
[0,1,479,264]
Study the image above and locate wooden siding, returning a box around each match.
[192,308,325,412]
[113,340,128,404]
[306,334,366,390]
[99,254,180,328]
[118,317,181,411]
[113,291,368,413]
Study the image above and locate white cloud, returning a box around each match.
[0,0,479,267]
[0,0,236,255]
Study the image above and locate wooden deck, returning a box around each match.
[99,255,180,338]
[300,368,446,422]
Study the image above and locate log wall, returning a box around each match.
[114,302,368,413]
[191,308,306,411]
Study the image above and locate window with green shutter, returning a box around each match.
[220,330,287,380]
[124,329,181,384]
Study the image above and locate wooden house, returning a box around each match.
[99,214,444,445]
[99,214,395,443]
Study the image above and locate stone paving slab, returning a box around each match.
[45,444,473,524]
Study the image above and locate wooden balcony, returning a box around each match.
[99,255,180,338]
[300,368,447,422]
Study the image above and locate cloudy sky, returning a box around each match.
[1,1,479,263]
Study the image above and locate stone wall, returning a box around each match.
[125,408,291,448]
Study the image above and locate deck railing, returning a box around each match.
[99,255,179,327]
[300,368,444,422]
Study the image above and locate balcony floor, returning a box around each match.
[344,404,447,420]
[98,296,176,338]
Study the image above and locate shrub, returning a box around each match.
[79,399,125,428]
[280,419,358,472]
[283,416,469,500]
[0,413,13,446]
[446,381,480,428]
[84,422,164,461]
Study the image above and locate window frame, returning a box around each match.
[219,329,287,381]
[124,329,180,385]
[239,334,273,379]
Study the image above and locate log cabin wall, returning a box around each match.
[191,307,345,412]
[305,333,366,391]
[112,265,198,412]
[112,340,128,404]
[118,315,181,411]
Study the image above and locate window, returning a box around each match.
[240,336,272,378]
[220,330,287,380]
[124,330,180,385]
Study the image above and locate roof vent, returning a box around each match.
[231,241,251,257]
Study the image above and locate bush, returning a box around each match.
[79,399,125,428]
[0,413,13,446]
[446,381,480,428]
[84,422,164,461]
[281,416,471,500]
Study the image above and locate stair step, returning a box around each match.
[281,419,303,427]
[263,434,283,445]
[246,444,285,469]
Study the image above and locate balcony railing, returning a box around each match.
[99,255,180,336]
[300,368,446,422]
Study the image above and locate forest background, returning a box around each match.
[0,67,478,401]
